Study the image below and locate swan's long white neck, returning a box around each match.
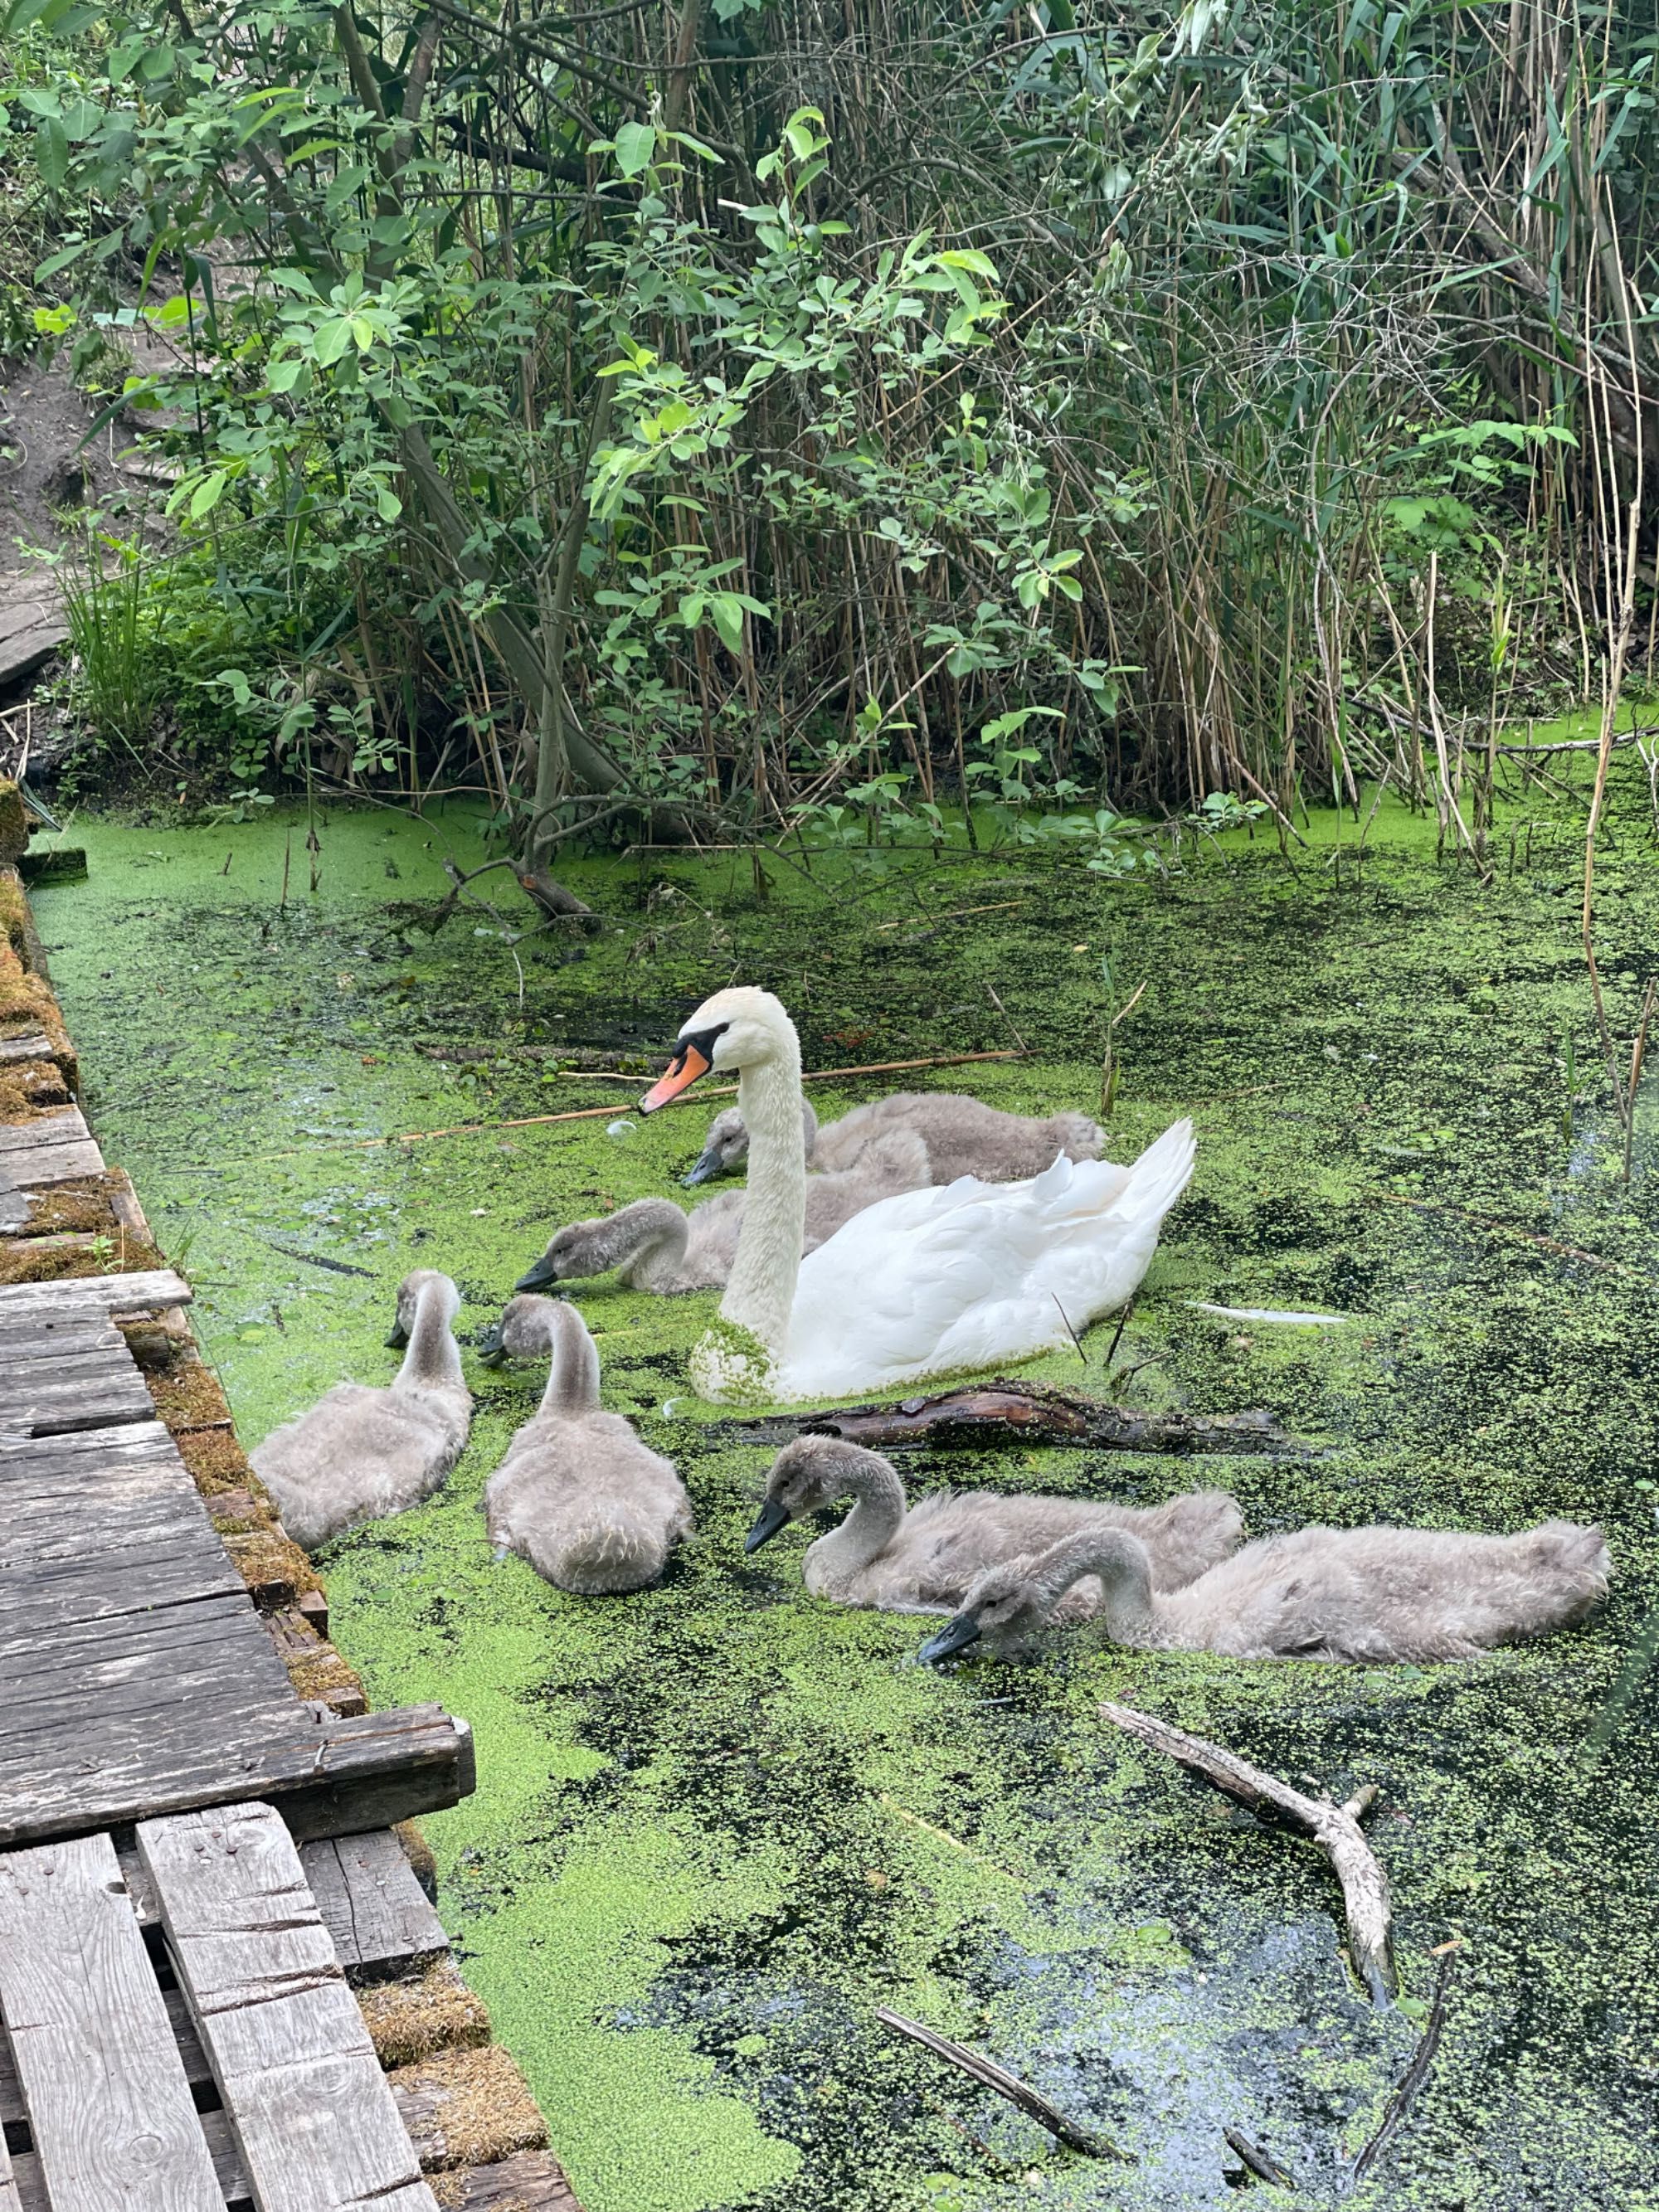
[805,1456,907,1581]
[720,1022,806,1349]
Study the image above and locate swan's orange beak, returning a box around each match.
[640,1042,713,1113]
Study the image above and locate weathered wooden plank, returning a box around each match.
[0,587,67,688]
[0,1032,57,1067]
[442,2153,583,2209]
[0,2124,21,2212]
[0,1701,474,1850]
[0,1108,93,1153]
[0,1832,223,2212]
[141,1802,440,2212]
[7,2110,252,2211]
[0,1351,155,1437]
[0,1140,105,1192]
[0,1267,191,1315]
[299,1831,450,1984]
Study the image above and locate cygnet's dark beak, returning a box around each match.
[682,1147,723,1188]
[385,1318,410,1349]
[743,1496,793,1554]
[476,1324,508,1369]
[514,1254,561,1294]
[918,1612,982,1665]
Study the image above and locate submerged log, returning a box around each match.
[735,1380,1306,1456]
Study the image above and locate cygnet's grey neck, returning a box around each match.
[722,1023,807,1344]
[1034,1529,1158,1641]
[808,1452,907,1578]
[612,1200,690,1291]
[401,1284,463,1393]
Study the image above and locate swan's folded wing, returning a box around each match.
[781,1125,1193,1393]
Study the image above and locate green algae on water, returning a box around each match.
[30,785,1659,2211]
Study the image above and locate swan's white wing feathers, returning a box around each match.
[780,1120,1194,1397]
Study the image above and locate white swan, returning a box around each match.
[638,988,1194,1403]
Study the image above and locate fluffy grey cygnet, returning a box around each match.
[479,1296,693,1592]
[251,1269,471,1551]
[919,1519,1612,1665]
[685,1091,1103,1188]
[743,1436,1243,1614]
[515,1126,929,1296]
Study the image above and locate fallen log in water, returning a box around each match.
[1099,1700,1397,2006]
[733,1380,1308,1456]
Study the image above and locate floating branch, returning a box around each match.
[1099,1701,1396,2005]
[1350,1948,1457,2187]
[1224,2127,1296,2190]
[736,1381,1307,1457]
[873,2005,1129,2161]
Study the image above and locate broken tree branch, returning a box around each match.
[736,1381,1306,1457]
[1350,1949,1456,2188]
[1099,1701,1396,2006]
[873,2006,1128,2161]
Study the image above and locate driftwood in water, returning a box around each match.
[1100,1701,1397,2006]
[873,2005,1128,2161]
[1350,1948,1457,2188]
[737,1380,1306,1456]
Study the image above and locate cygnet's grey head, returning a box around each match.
[684,1098,817,1186]
[684,1106,750,1187]
[917,1554,1038,1665]
[477,1292,562,1367]
[744,1434,882,1553]
[386,1268,459,1349]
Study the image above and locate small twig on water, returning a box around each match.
[1099,1701,1396,2005]
[1622,976,1656,1183]
[1223,2128,1295,2190]
[984,982,1029,1054]
[255,1236,377,1281]
[1350,1949,1457,2190]
[873,2006,1129,2161]
[1051,1294,1087,1365]
[1100,1297,1136,1381]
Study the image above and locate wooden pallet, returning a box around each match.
[0,1803,438,2211]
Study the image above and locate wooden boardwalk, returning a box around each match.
[0,1264,576,2208]
[0,1271,473,1850]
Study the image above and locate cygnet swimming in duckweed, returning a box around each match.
[479,1295,693,1592]
[515,1126,929,1296]
[251,1270,472,1551]
[918,1519,1613,1665]
[745,1437,1244,1615]
[684,1090,1104,1188]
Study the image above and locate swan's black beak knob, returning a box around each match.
[743,1497,792,1554]
[514,1254,561,1294]
[476,1325,508,1368]
[917,1613,981,1665]
[386,1319,410,1349]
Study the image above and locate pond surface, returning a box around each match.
[30,797,1659,2212]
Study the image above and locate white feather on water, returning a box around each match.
[1190,1301,1352,1326]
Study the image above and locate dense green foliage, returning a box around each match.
[2,2,1656,856]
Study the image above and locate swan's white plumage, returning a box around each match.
[656,987,1195,1403]
[779,1126,1191,1397]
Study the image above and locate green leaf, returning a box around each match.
[374,484,401,523]
[709,594,747,654]
[35,239,88,280]
[310,318,353,366]
[189,470,227,519]
[614,121,656,177]
[34,114,67,188]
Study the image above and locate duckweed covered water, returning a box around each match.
[30,787,1659,2211]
